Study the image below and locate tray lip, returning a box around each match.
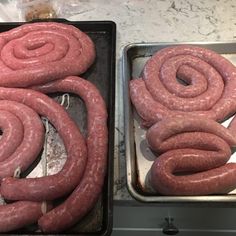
[123,41,236,203]
[101,19,116,236]
[123,40,236,49]
[0,18,117,26]
[0,19,116,235]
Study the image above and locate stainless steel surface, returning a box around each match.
[123,42,236,203]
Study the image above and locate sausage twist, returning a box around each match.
[147,116,236,195]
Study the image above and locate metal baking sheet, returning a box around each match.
[0,19,116,235]
[123,42,236,203]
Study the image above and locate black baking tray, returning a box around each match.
[0,19,116,235]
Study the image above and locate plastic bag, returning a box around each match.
[17,0,57,21]
[54,0,90,18]
[17,0,98,21]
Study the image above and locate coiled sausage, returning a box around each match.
[0,76,108,232]
[0,87,87,201]
[0,101,44,177]
[0,22,107,233]
[148,116,236,195]
[0,22,95,87]
[130,45,236,127]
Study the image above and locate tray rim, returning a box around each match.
[122,41,236,203]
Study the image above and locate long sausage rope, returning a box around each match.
[0,22,107,232]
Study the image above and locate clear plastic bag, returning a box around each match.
[16,0,99,21]
[17,0,57,21]
[54,0,89,18]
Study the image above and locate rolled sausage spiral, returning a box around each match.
[0,22,95,87]
[130,45,236,127]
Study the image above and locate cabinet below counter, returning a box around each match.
[113,202,236,235]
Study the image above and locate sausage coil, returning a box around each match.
[0,22,95,87]
[130,45,236,127]
[148,116,236,195]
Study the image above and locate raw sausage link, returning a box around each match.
[146,116,236,152]
[129,79,215,127]
[0,22,95,87]
[130,45,236,127]
[0,87,87,201]
[148,116,236,195]
[31,76,108,232]
[0,201,48,232]
[0,101,44,177]
[0,110,23,162]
